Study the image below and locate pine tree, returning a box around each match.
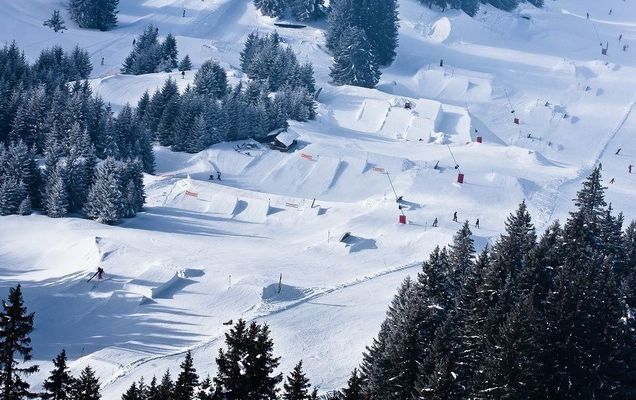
[289,0,325,21]
[44,163,70,218]
[179,55,193,71]
[282,361,312,400]
[341,369,364,400]
[70,366,100,400]
[213,320,282,400]
[330,26,381,88]
[157,370,174,400]
[147,376,160,400]
[0,177,26,216]
[121,382,141,400]
[18,195,31,216]
[194,60,228,99]
[447,221,475,295]
[160,33,179,72]
[84,157,124,224]
[43,9,67,32]
[174,351,199,400]
[325,0,354,52]
[197,376,213,400]
[254,0,286,18]
[42,349,73,400]
[0,285,38,400]
[69,0,119,31]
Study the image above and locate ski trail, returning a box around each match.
[101,260,421,388]
[531,97,636,229]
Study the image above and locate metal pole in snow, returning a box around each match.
[385,172,399,201]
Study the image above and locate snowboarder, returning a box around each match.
[208,174,214,180]
[453,211,458,222]
[616,148,622,155]
[629,164,633,174]
[610,177,615,184]
[432,218,438,227]
[183,9,186,17]
[609,9,612,16]
[101,57,104,66]
[475,218,480,229]
[586,12,589,19]
[217,171,221,180]
[440,59,444,67]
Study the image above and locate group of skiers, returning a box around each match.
[601,149,632,185]
[431,212,479,229]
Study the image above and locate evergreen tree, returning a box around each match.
[157,370,174,400]
[43,9,67,32]
[0,285,38,400]
[42,349,73,400]
[179,55,193,72]
[44,163,70,218]
[194,60,228,99]
[69,0,119,31]
[70,366,101,400]
[254,0,286,18]
[174,351,199,400]
[213,320,282,400]
[289,0,325,21]
[330,26,381,88]
[282,361,312,400]
[160,33,179,72]
[18,195,31,216]
[0,177,26,216]
[121,382,142,400]
[447,221,475,295]
[197,376,213,400]
[341,369,364,400]
[84,157,124,224]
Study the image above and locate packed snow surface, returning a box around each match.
[1,0,636,397]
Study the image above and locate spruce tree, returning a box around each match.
[341,369,364,400]
[174,351,199,400]
[254,0,286,18]
[43,9,67,32]
[84,157,124,224]
[70,366,100,400]
[160,34,179,72]
[157,370,174,400]
[121,382,141,400]
[42,349,73,400]
[179,55,193,72]
[282,361,312,400]
[0,285,38,400]
[330,26,381,88]
[0,177,26,216]
[194,60,228,99]
[44,163,70,218]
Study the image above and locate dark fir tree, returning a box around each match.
[70,366,101,400]
[69,0,119,31]
[341,369,364,400]
[42,349,73,400]
[282,361,312,400]
[194,60,228,99]
[44,163,70,218]
[178,55,193,72]
[43,9,67,32]
[254,0,286,18]
[160,33,179,72]
[174,351,199,400]
[84,157,123,224]
[330,26,381,88]
[0,285,38,400]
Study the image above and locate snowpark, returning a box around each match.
[1,0,636,396]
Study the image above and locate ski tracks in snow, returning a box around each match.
[101,260,421,388]
[531,97,636,229]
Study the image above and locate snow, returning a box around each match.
[1,0,636,397]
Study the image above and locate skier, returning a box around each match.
[432,218,438,227]
[217,171,221,181]
[475,218,480,229]
[609,9,612,16]
[208,174,214,180]
[586,12,589,19]
[629,164,633,174]
[183,9,186,17]
[87,267,105,283]
[619,34,623,42]
[616,148,622,155]
[610,177,615,184]
[453,211,458,222]
[101,57,104,66]
[440,59,444,67]
[181,70,185,79]
[133,39,136,46]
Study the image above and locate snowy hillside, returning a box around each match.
[1,0,636,397]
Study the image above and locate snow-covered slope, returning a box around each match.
[1,0,636,396]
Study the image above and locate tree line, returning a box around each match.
[68,0,119,31]
[254,0,326,22]
[329,168,636,399]
[132,31,316,154]
[0,42,150,223]
[122,25,184,75]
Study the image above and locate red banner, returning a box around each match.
[185,190,198,198]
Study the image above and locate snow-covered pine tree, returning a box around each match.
[44,163,70,218]
[447,221,475,296]
[18,195,31,215]
[69,0,118,31]
[42,349,74,400]
[330,26,381,88]
[0,177,26,216]
[254,0,286,18]
[366,0,399,66]
[70,366,101,400]
[173,351,199,400]
[178,55,192,71]
[0,285,38,400]
[160,33,178,72]
[120,159,145,217]
[84,157,124,224]
[282,361,312,400]
[288,0,325,22]
[341,369,364,400]
[194,60,229,99]
[43,9,67,32]
[158,370,175,400]
[121,382,141,400]
[67,123,97,212]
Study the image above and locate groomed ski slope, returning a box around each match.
[1,0,636,396]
